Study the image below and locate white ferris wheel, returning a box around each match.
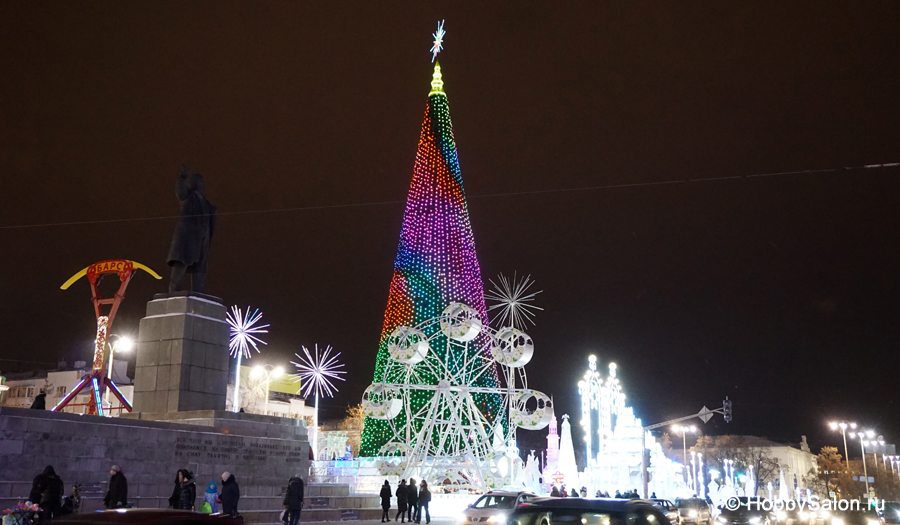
[362,302,552,491]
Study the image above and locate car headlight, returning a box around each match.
[749,518,761,524]
[488,516,507,524]
[717,517,728,523]
[831,518,843,525]
[457,515,468,523]
[799,512,809,521]
[778,512,787,520]
[867,520,881,525]
[690,510,699,518]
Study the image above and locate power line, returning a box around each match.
[1,162,896,230]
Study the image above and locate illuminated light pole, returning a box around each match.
[829,421,857,470]
[226,306,269,412]
[674,425,697,489]
[874,435,886,472]
[698,453,705,498]
[104,335,133,412]
[851,431,874,495]
[291,344,345,461]
[250,364,284,415]
[690,451,697,495]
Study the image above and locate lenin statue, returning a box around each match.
[167,163,216,293]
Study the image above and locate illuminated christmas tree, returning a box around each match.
[359,61,503,456]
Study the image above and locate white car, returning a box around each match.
[459,491,538,524]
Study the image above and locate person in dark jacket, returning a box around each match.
[283,476,304,525]
[394,479,407,523]
[416,480,431,524]
[379,481,392,522]
[31,466,63,521]
[168,470,185,509]
[549,486,561,497]
[103,465,128,509]
[179,471,197,511]
[220,472,240,517]
[406,478,418,523]
[30,391,46,410]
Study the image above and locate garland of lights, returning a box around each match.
[360,62,506,458]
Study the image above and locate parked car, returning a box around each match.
[53,509,243,525]
[652,499,680,523]
[500,496,671,525]
[460,491,539,524]
[677,498,713,525]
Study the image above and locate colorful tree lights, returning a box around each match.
[359,61,503,457]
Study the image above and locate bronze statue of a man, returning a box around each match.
[167,163,216,293]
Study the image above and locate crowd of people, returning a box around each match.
[549,485,652,500]
[25,464,310,522]
[380,478,432,524]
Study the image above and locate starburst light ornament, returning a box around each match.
[291,344,346,459]
[226,306,269,412]
[430,20,445,62]
[485,273,543,330]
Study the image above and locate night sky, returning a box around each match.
[2,3,899,457]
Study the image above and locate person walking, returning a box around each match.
[283,476,304,525]
[103,466,128,509]
[406,478,418,524]
[179,470,197,511]
[380,481,392,523]
[550,486,560,497]
[394,479,408,523]
[416,480,431,524]
[220,472,240,517]
[204,481,219,514]
[579,487,587,498]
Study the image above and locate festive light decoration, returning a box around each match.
[226,306,269,412]
[430,20,445,62]
[485,273,543,330]
[292,344,346,460]
[292,344,346,398]
[360,55,506,459]
[362,302,551,491]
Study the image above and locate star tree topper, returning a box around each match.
[430,20,446,62]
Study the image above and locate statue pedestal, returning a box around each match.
[132,293,230,413]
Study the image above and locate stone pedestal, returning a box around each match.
[133,293,230,413]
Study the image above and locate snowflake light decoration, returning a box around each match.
[430,20,445,62]
[226,306,269,359]
[291,344,346,398]
[485,273,543,329]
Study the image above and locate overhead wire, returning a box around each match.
[0,162,896,230]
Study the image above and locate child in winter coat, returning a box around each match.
[204,481,219,513]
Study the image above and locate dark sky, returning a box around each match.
[2,2,899,457]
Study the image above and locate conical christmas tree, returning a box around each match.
[360,63,502,456]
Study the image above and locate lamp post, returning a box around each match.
[104,335,133,411]
[674,425,697,490]
[829,421,857,470]
[851,431,874,495]
[690,451,697,495]
[250,364,284,415]
[874,435,886,472]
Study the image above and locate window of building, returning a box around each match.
[25,387,34,398]
[56,386,67,396]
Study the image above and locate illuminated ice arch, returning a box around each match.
[362,302,551,492]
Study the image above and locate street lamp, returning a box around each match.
[674,424,697,489]
[829,421,857,470]
[850,431,874,495]
[698,453,705,498]
[250,364,284,415]
[105,335,133,411]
